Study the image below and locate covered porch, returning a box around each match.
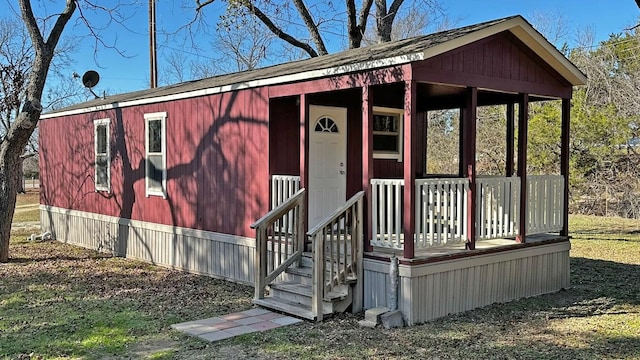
[269,84,572,260]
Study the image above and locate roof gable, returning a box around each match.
[420,31,569,89]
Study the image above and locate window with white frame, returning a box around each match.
[372,106,403,162]
[94,118,111,192]
[144,112,167,197]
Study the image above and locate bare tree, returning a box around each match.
[362,0,449,45]
[527,10,570,48]
[213,16,275,72]
[195,0,442,58]
[0,0,131,262]
[0,16,85,193]
[0,0,77,262]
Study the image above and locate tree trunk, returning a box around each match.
[0,0,76,262]
[0,141,22,262]
[17,158,25,193]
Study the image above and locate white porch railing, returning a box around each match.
[370,175,566,250]
[370,179,404,249]
[415,178,469,247]
[476,176,521,240]
[527,175,564,234]
[271,175,301,233]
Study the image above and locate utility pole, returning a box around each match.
[149,0,158,88]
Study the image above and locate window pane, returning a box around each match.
[96,125,107,154]
[148,119,162,153]
[374,114,398,132]
[147,154,163,189]
[96,155,108,187]
[373,134,398,152]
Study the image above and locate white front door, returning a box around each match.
[308,105,347,229]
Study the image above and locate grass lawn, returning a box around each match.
[1,192,639,359]
[14,190,39,208]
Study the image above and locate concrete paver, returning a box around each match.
[171,308,304,342]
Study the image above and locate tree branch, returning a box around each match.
[388,0,405,20]
[45,0,77,53]
[195,0,216,12]
[292,0,327,55]
[346,0,357,48]
[346,0,373,49]
[358,0,374,37]
[245,2,319,58]
[17,0,45,53]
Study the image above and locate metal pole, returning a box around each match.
[149,0,158,88]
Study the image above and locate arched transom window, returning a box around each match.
[314,117,339,133]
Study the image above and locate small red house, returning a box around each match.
[39,16,586,324]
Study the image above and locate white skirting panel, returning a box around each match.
[40,206,255,285]
[363,241,570,325]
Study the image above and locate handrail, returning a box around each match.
[307,191,365,235]
[307,191,364,321]
[251,188,306,301]
[251,189,306,229]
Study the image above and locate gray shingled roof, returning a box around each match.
[46,16,520,115]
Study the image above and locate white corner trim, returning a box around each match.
[40,205,256,248]
[40,53,424,119]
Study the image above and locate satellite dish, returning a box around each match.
[82,70,100,88]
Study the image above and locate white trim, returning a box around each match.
[399,241,570,278]
[93,118,111,192]
[40,205,256,248]
[362,241,570,278]
[39,53,425,119]
[144,112,167,198]
[372,106,404,162]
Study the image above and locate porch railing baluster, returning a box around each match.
[368,175,564,252]
[370,179,404,249]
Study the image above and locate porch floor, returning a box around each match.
[367,233,568,262]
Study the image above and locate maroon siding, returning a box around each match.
[40,88,270,238]
[269,97,300,176]
[413,32,572,98]
[346,104,363,198]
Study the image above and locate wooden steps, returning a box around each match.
[252,297,316,320]
[252,253,354,320]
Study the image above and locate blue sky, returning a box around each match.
[5,0,640,96]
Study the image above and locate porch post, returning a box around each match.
[463,87,478,250]
[560,98,570,237]
[300,94,309,234]
[459,108,466,177]
[362,86,374,252]
[403,80,417,259]
[506,102,515,177]
[516,94,529,243]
